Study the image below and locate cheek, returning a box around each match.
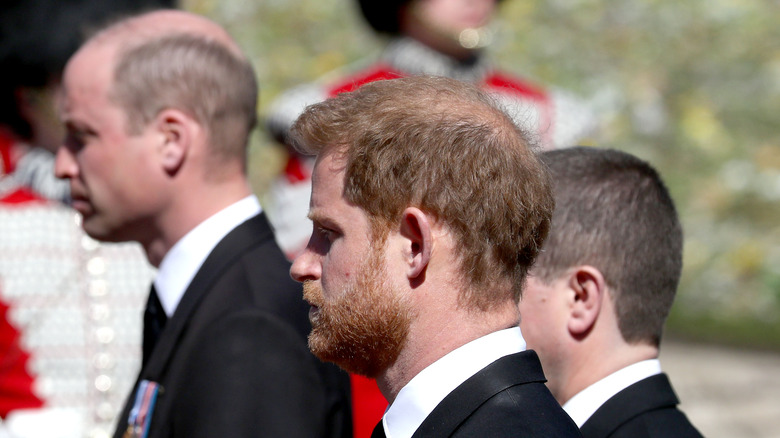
[520,313,552,363]
[519,297,553,346]
[81,143,121,185]
[320,265,353,300]
[111,145,161,205]
[518,306,539,342]
[321,249,359,287]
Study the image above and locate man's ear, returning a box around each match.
[399,207,433,284]
[154,108,193,175]
[566,265,605,338]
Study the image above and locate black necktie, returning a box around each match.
[371,421,387,438]
[142,285,167,367]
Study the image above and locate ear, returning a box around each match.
[398,207,433,283]
[566,265,605,338]
[154,109,193,175]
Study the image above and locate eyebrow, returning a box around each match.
[64,120,95,135]
[308,210,342,232]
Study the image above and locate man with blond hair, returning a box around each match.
[289,76,580,438]
[519,147,702,438]
[56,9,351,438]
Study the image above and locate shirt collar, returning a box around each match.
[153,195,261,316]
[383,327,526,438]
[563,358,662,427]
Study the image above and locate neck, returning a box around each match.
[143,176,252,267]
[556,342,659,404]
[377,296,519,402]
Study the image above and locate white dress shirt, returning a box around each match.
[153,196,262,317]
[562,358,662,427]
[382,327,527,438]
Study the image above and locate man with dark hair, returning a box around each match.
[55,9,351,438]
[519,146,702,438]
[289,75,581,438]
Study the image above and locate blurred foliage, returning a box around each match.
[183,0,779,348]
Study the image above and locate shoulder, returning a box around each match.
[184,308,315,370]
[159,310,349,438]
[0,186,45,204]
[452,382,581,437]
[265,61,403,143]
[1,173,48,205]
[603,408,703,438]
[581,374,703,438]
[325,63,403,96]
[416,351,580,437]
[194,215,309,338]
[482,70,549,101]
[146,216,352,436]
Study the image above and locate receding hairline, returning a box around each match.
[293,76,527,156]
[66,10,247,103]
[83,9,244,61]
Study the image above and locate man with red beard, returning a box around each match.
[290,76,581,438]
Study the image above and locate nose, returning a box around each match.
[54,145,77,180]
[290,244,321,283]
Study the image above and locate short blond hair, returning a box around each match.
[110,32,257,166]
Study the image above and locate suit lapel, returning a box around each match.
[580,373,680,438]
[113,213,275,438]
[140,213,274,379]
[412,350,546,438]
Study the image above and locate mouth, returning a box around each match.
[302,281,324,324]
[308,305,321,325]
[69,195,93,216]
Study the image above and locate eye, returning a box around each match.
[64,131,85,152]
[63,125,94,152]
[316,225,338,243]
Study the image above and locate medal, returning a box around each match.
[125,380,162,438]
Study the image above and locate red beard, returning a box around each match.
[302,250,412,378]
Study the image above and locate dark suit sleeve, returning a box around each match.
[173,309,330,438]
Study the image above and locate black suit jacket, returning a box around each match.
[113,213,352,438]
[580,373,702,438]
[391,350,581,437]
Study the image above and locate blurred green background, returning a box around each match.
[184,0,780,349]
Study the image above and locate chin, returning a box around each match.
[82,220,123,244]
